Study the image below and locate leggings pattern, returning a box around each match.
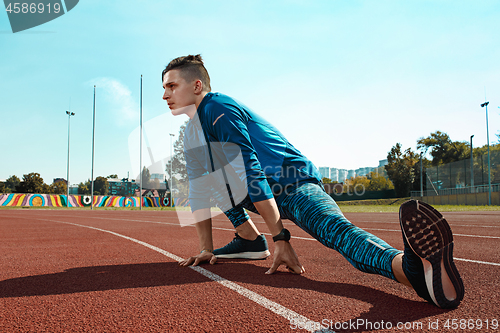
[223,182,402,280]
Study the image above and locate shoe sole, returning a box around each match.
[400,200,464,308]
[214,250,271,260]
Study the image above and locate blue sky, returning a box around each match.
[1,0,499,186]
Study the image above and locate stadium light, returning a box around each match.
[66,110,75,207]
[481,101,491,205]
[169,133,175,207]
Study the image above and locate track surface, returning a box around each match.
[1,209,499,332]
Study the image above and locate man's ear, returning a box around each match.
[194,80,204,94]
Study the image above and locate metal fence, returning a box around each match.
[411,149,500,197]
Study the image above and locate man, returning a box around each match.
[162,54,464,309]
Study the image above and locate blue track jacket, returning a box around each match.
[184,92,322,212]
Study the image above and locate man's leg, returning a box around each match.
[235,220,260,241]
[277,182,464,308]
[391,254,412,287]
[212,200,270,259]
[278,183,401,279]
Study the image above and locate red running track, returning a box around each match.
[0,209,499,332]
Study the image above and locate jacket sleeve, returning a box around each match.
[204,102,274,203]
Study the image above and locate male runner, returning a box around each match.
[162,54,464,308]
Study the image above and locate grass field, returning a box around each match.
[336,197,500,212]
[337,204,500,213]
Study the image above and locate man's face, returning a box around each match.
[162,69,196,115]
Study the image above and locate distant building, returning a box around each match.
[338,169,348,183]
[69,185,78,195]
[108,178,140,196]
[151,173,164,180]
[53,178,67,185]
[318,167,330,179]
[322,158,388,183]
[355,167,375,177]
[330,168,339,182]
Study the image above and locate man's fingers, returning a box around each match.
[179,257,194,267]
[192,257,202,266]
[266,260,281,275]
[209,254,217,265]
[288,264,305,274]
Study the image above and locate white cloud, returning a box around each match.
[88,77,139,126]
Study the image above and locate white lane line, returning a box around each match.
[349,221,500,229]
[454,233,500,239]
[361,227,500,239]
[455,258,500,266]
[34,218,333,333]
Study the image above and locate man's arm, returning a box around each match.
[253,199,305,275]
[207,105,305,274]
[178,208,217,267]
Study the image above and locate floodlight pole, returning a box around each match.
[470,135,474,190]
[169,133,175,207]
[481,101,491,205]
[140,75,143,210]
[91,86,96,210]
[420,152,423,197]
[66,110,75,207]
[419,147,429,197]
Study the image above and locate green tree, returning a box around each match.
[385,143,419,197]
[78,181,90,195]
[5,175,21,193]
[366,171,394,191]
[166,120,188,183]
[18,173,48,193]
[322,177,333,184]
[93,176,109,195]
[165,120,189,199]
[417,131,469,166]
[141,167,151,189]
[50,180,67,194]
[343,175,370,194]
[107,174,118,179]
[0,181,5,193]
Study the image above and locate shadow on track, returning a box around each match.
[0,262,207,298]
[1,261,453,332]
[208,261,454,332]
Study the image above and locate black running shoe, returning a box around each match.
[213,234,271,259]
[399,200,464,308]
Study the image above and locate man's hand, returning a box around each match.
[179,251,217,267]
[266,241,305,274]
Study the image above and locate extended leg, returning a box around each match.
[278,183,401,280]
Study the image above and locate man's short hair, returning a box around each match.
[162,54,211,92]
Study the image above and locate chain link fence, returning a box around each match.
[412,150,500,197]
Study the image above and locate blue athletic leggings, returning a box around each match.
[223,182,402,280]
